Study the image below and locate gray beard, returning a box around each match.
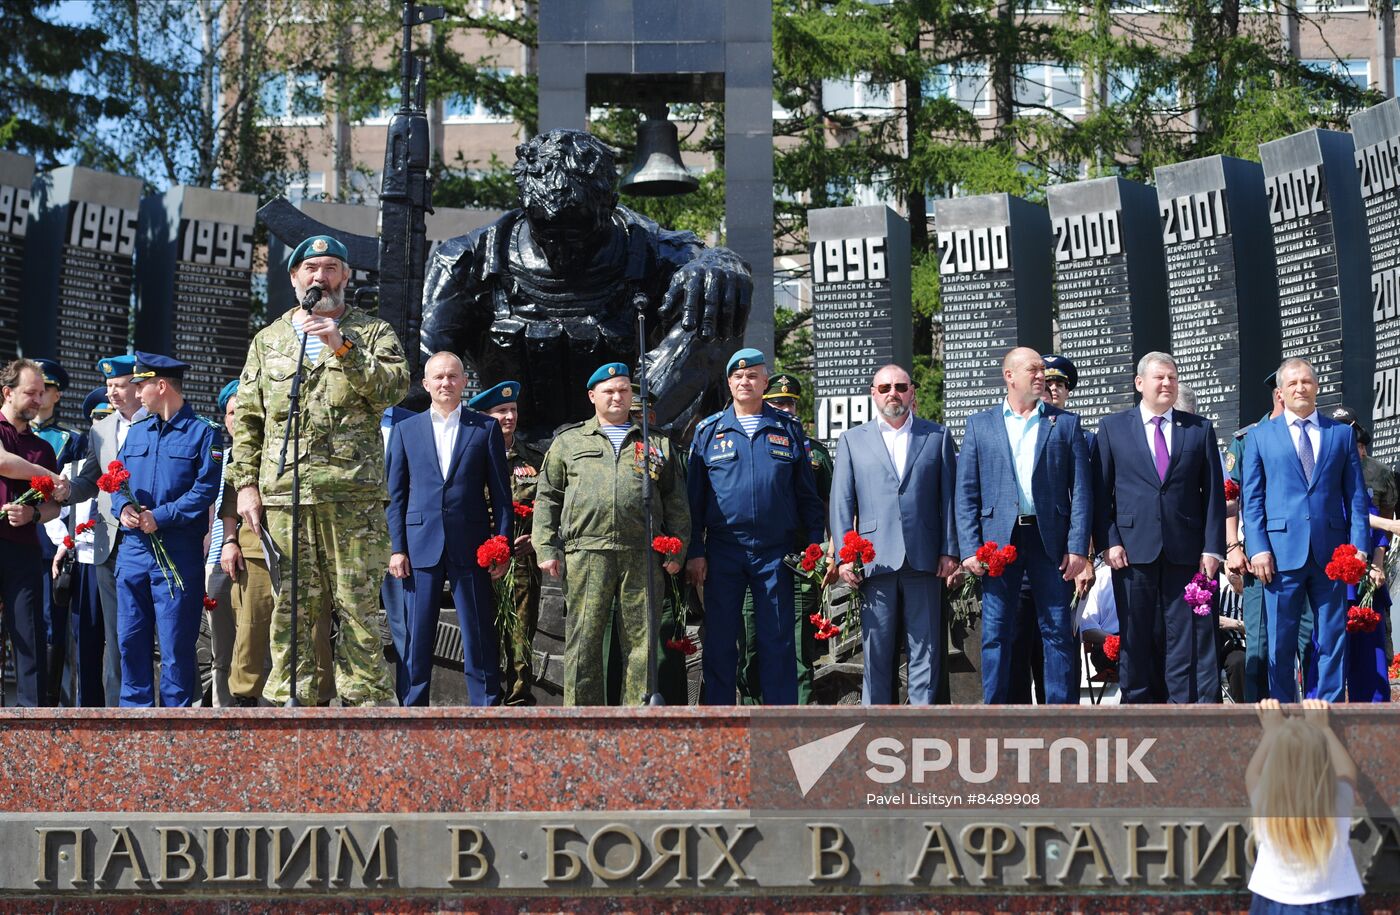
[878,401,908,421]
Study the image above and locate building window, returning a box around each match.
[1014,63,1085,115]
[443,68,516,124]
[286,171,325,204]
[923,64,992,115]
[258,71,324,124]
[1108,68,1179,107]
[1302,58,1370,93]
[821,74,894,116]
[774,277,806,312]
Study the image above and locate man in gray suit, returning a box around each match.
[60,355,146,705]
[828,364,960,705]
[955,347,1092,705]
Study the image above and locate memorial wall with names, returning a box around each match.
[1259,128,1372,418]
[1047,177,1170,430]
[0,152,33,362]
[806,205,912,446]
[20,166,142,424]
[1154,156,1280,436]
[934,193,1052,442]
[1352,99,1400,462]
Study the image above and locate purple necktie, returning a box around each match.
[1151,415,1169,482]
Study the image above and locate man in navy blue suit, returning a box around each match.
[955,347,1092,705]
[386,352,512,706]
[1093,352,1226,704]
[1242,357,1368,701]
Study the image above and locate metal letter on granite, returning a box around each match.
[1352,98,1400,461]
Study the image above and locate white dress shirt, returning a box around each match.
[876,413,912,478]
[116,412,134,450]
[1139,403,1173,455]
[1283,407,1321,463]
[430,405,462,477]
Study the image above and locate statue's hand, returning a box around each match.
[662,251,753,342]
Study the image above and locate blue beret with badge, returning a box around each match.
[726,347,765,376]
[81,386,109,418]
[468,380,522,411]
[287,234,349,271]
[1042,353,1078,391]
[217,379,240,412]
[33,358,69,390]
[131,351,189,382]
[97,354,137,380]
[587,362,630,389]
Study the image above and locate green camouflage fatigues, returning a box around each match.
[739,434,833,704]
[229,306,409,706]
[500,438,546,705]
[532,416,690,706]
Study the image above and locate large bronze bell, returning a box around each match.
[620,109,699,197]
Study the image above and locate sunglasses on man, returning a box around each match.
[873,382,916,394]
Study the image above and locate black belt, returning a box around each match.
[1015,514,1037,527]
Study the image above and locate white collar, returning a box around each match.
[1284,407,1317,427]
[431,404,462,423]
[1139,402,1173,426]
[876,413,912,435]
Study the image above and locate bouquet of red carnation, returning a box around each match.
[512,500,534,519]
[4,475,55,522]
[956,541,1019,601]
[1325,544,1368,586]
[652,535,688,616]
[1223,478,1240,502]
[664,635,698,656]
[202,595,218,613]
[75,519,96,536]
[477,534,517,633]
[96,461,183,595]
[1346,605,1382,634]
[1102,634,1121,662]
[1389,652,1400,681]
[809,611,842,641]
[836,530,876,619]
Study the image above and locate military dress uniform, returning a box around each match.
[110,354,222,707]
[688,351,825,706]
[532,365,690,706]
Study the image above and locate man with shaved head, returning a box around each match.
[955,347,1092,705]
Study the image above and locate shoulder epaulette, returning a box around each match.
[132,414,157,426]
[196,414,221,431]
[1233,423,1256,440]
[694,411,723,433]
[551,421,585,437]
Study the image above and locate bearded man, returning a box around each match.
[229,235,408,706]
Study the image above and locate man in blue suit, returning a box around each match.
[955,347,1091,705]
[1242,357,1368,701]
[386,352,512,706]
[1093,352,1226,703]
[829,363,959,705]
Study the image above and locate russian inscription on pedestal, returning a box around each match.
[1259,128,1372,418]
[934,194,1052,442]
[1155,156,1280,435]
[1352,99,1400,462]
[1047,177,1170,430]
[136,186,258,420]
[20,166,142,424]
[806,206,912,446]
[0,152,33,361]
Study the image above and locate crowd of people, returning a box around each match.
[0,233,1394,708]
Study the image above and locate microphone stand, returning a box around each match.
[275,291,319,708]
[635,296,664,707]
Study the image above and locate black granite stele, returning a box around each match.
[1352,99,1400,463]
[19,166,143,425]
[807,205,912,446]
[0,151,33,363]
[934,193,1052,442]
[1259,128,1373,419]
[135,186,259,421]
[1047,177,1170,430]
[1154,156,1280,436]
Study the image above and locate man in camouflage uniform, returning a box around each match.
[737,373,832,704]
[230,235,408,706]
[467,379,545,705]
[532,362,690,706]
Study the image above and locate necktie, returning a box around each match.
[1151,415,1169,482]
[1295,418,1314,484]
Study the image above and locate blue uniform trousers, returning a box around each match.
[403,558,500,707]
[859,566,942,705]
[702,541,797,705]
[980,522,1079,705]
[0,541,48,707]
[1265,559,1345,701]
[69,561,108,706]
[381,572,410,703]
[116,542,205,707]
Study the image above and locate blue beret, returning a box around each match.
[726,348,766,376]
[287,234,349,271]
[81,386,108,417]
[467,380,522,411]
[132,351,188,381]
[1042,353,1077,391]
[217,379,240,412]
[32,358,69,390]
[587,362,630,389]
[96,355,137,379]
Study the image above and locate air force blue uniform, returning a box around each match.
[111,405,222,706]
[688,405,824,704]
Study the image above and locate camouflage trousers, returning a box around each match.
[499,560,541,706]
[561,548,659,706]
[264,500,395,706]
[738,574,822,705]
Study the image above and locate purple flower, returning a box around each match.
[1183,572,1218,616]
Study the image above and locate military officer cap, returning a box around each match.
[131,351,189,382]
[764,373,803,402]
[468,380,522,411]
[726,347,766,376]
[1331,405,1371,445]
[217,379,240,413]
[97,354,137,380]
[81,386,109,418]
[587,362,630,389]
[1264,370,1278,390]
[32,358,69,390]
[1042,353,1078,390]
[287,234,349,271]
[629,381,653,410]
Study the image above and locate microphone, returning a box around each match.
[301,286,323,311]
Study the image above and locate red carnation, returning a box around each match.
[1103,634,1121,662]
[1326,544,1367,586]
[999,544,1018,565]
[652,535,683,557]
[1346,605,1381,634]
[30,476,55,499]
[476,535,512,569]
[75,519,96,535]
[62,535,75,550]
[665,636,698,656]
[1223,479,1241,501]
[202,595,218,612]
[975,542,999,564]
[512,501,533,519]
[799,542,824,572]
